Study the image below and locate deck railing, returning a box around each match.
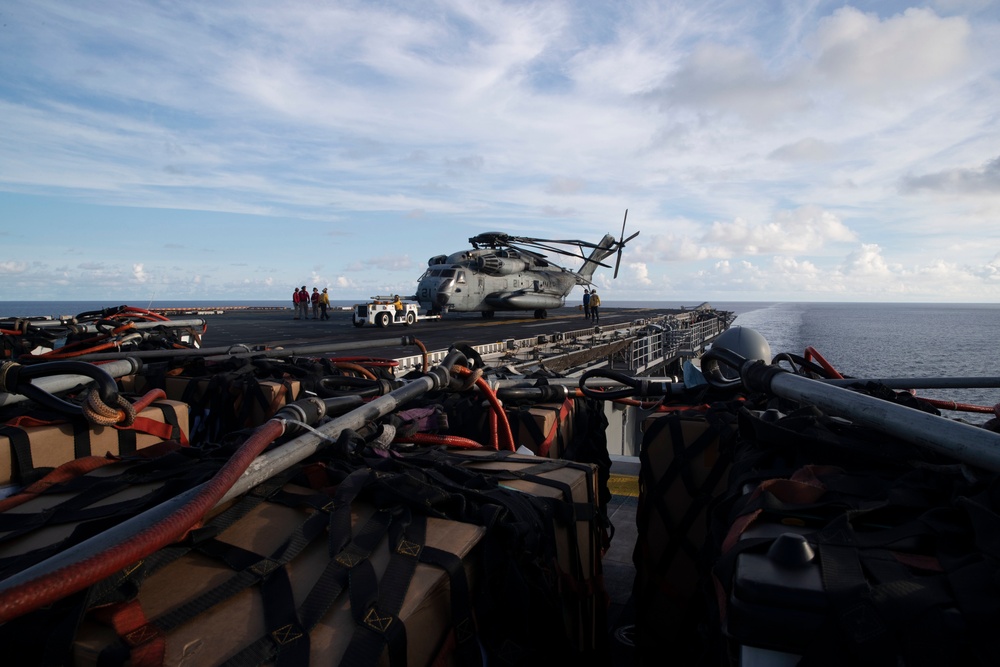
[392,310,732,375]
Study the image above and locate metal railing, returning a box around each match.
[392,310,732,376]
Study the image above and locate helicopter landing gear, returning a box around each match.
[533,309,547,319]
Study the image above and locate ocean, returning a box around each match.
[3,300,997,421]
[726,301,999,423]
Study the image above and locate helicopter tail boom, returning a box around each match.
[575,234,617,283]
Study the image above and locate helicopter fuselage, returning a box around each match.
[416,248,576,316]
[415,234,619,317]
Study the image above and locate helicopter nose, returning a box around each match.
[436,291,450,306]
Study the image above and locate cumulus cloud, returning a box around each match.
[628,262,653,286]
[649,5,973,129]
[703,207,856,255]
[900,156,1000,195]
[634,207,857,265]
[841,244,894,276]
[132,263,148,283]
[812,7,971,99]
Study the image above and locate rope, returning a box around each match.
[81,389,139,427]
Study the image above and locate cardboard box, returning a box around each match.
[121,375,300,428]
[72,485,484,666]
[507,399,575,458]
[0,446,186,560]
[0,400,190,486]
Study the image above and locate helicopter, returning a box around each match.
[413,211,639,319]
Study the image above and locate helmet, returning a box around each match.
[702,326,771,380]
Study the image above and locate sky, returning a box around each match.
[1,1,999,304]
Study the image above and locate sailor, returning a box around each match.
[393,295,403,320]
[590,289,601,323]
[297,285,310,321]
[292,287,301,319]
[311,287,320,319]
[583,289,591,319]
[319,288,330,320]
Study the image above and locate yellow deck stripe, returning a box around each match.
[608,473,639,498]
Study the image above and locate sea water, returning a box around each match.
[723,302,1000,423]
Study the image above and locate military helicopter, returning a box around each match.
[413,211,639,319]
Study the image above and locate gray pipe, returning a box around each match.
[0,358,141,407]
[744,363,1000,472]
[0,351,459,594]
[821,376,1000,390]
[69,337,410,361]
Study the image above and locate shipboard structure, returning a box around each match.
[2,303,1000,666]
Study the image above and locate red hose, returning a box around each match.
[119,306,170,322]
[395,433,486,449]
[803,346,844,379]
[406,337,429,373]
[453,366,515,451]
[801,348,994,415]
[329,356,399,368]
[333,361,378,380]
[916,397,998,414]
[0,418,286,624]
[488,409,499,450]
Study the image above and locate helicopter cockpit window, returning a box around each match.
[456,271,466,284]
[440,269,456,278]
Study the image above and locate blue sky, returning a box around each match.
[2,0,999,303]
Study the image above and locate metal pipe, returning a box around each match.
[0,350,461,593]
[743,362,1000,472]
[68,337,410,361]
[821,376,1000,390]
[0,358,141,407]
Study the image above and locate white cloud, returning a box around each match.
[842,243,894,277]
[812,7,971,100]
[628,262,653,286]
[704,207,856,255]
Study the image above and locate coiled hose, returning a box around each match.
[0,417,286,624]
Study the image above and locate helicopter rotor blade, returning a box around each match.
[613,209,638,279]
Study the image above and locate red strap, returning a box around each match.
[116,416,174,442]
[5,415,64,428]
[537,399,573,458]
[94,600,166,667]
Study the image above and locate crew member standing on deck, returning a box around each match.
[583,289,591,319]
[590,289,601,323]
[292,287,301,319]
[297,285,310,321]
[311,288,320,319]
[319,288,330,320]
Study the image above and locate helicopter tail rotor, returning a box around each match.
[613,209,640,279]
